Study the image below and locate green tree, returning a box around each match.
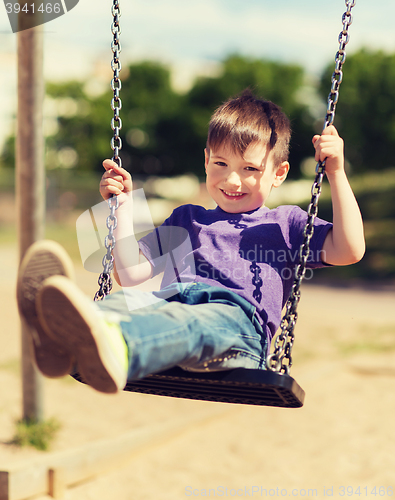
[0,80,115,174]
[2,56,316,180]
[45,81,110,172]
[118,61,186,176]
[319,49,395,172]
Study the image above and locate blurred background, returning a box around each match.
[1,0,395,284]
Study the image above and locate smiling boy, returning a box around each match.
[204,96,290,214]
[204,141,288,213]
[17,90,365,394]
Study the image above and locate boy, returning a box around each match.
[17,91,365,394]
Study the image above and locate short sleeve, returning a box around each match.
[138,207,193,278]
[289,206,333,268]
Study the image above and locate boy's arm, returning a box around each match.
[100,160,153,287]
[110,205,153,287]
[312,126,365,266]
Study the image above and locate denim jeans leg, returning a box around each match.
[95,284,265,381]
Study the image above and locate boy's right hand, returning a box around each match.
[100,159,133,204]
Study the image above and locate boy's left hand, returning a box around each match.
[312,125,344,176]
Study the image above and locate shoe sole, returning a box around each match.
[16,240,75,377]
[37,276,126,394]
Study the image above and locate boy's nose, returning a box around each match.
[225,171,242,188]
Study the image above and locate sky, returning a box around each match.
[1,0,395,148]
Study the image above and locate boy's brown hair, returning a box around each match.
[207,89,291,167]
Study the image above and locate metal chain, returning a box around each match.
[110,0,123,169]
[94,0,122,301]
[266,0,356,374]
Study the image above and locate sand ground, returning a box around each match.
[1,242,395,500]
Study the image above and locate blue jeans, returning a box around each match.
[95,282,267,381]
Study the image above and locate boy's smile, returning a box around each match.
[221,190,245,198]
[205,142,289,214]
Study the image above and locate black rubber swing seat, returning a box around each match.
[72,366,304,408]
[122,367,305,408]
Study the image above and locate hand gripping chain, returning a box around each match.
[266,0,356,374]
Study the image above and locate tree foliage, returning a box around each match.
[5,50,395,179]
[0,55,320,179]
[116,56,315,179]
[45,81,111,171]
[319,48,395,172]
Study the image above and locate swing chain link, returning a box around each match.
[94,0,122,301]
[110,0,123,168]
[266,0,356,374]
[94,196,119,301]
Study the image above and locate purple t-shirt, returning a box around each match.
[138,204,332,342]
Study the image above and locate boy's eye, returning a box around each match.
[214,161,227,167]
[245,166,258,172]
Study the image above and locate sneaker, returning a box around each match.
[16,240,75,377]
[37,275,128,394]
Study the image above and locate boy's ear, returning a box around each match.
[273,161,289,188]
[204,148,210,172]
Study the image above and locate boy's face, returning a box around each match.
[204,142,289,214]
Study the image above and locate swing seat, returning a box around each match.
[122,367,305,408]
[72,366,304,408]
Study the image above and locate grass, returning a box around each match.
[0,220,81,263]
[45,220,82,262]
[337,324,395,356]
[11,417,61,451]
[0,225,18,246]
[0,358,20,375]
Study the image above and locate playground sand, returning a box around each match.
[1,242,395,499]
